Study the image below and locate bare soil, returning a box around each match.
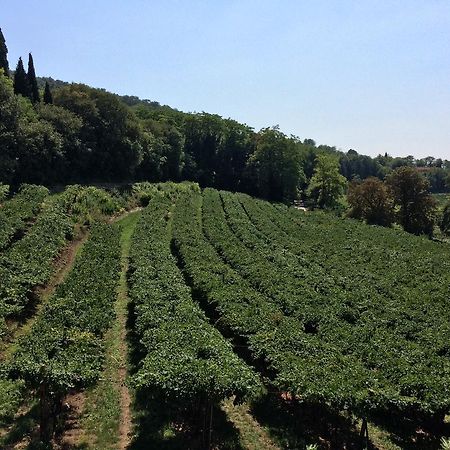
[57,392,86,449]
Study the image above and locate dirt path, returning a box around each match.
[58,391,86,449]
[37,230,89,301]
[1,230,88,358]
[222,399,280,450]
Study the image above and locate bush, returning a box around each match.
[0,183,9,202]
[440,203,450,236]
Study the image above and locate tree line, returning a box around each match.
[347,168,439,236]
[1,27,449,237]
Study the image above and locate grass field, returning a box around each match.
[433,193,450,209]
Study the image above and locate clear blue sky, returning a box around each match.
[2,0,450,159]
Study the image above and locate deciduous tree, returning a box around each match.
[247,127,305,202]
[307,154,347,208]
[387,166,437,236]
[440,203,450,236]
[347,177,393,226]
[0,72,21,181]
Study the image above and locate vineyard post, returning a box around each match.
[359,417,369,449]
[39,381,52,442]
[207,401,213,450]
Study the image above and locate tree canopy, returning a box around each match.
[0,28,9,77]
[247,127,305,202]
[0,27,448,228]
[27,53,40,104]
[307,154,347,208]
[348,177,393,226]
[387,167,437,236]
[13,57,30,99]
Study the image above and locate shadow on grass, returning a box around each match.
[250,393,450,450]
[250,392,369,450]
[367,409,450,450]
[0,401,39,449]
[128,389,244,450]
[0,398,93,450]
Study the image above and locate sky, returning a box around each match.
[2,0,450,159]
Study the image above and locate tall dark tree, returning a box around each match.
[43,81,53,104]
[247,127,305,202]
[0,28,9,77]
[27,53,40,103]
[13,57,31,98]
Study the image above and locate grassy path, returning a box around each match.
[222,399,281,450]
[80,211,140,450]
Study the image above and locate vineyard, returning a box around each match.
[0,182,449,449]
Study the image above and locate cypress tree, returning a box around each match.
[13,57,31,98]
[43,81,53,104]
[0,28,9,77]
[27,53,40,103]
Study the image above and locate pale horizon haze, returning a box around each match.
[2,0,450,159]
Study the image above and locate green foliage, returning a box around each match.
[8,223,121,439]
[129,186,261,403]
[16,117,65,184]
[57,185,123,223]
[440,202,450,236]
[0,378,24,420]
[13,57,30,99]
[240,193,450,416]
[0,28,9,77]
[0,198,72,335]
[340,149,385,180]
[2,50,448,209]
[131,180,197,206]
[2,35,448,213]
[423,167,449,193]
[0,183,9,201]
[0,184,49,251]
[27,54,40,104]
[137,116,185,182]
[0,185,124,338]
[387,166,437,236]
[43,81,52,104]
[183,113,254,190]
[247,127,305,202]
[54,84,143,180]
[11,324,104,390]
[172,187,450,418]
[0,72,22,181]
[307,154,347,208]
[347,177,393,226]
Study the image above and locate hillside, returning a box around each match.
[0,182,449,449]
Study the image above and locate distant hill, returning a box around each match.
[36,76,177,113]
[36,76,68,90]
